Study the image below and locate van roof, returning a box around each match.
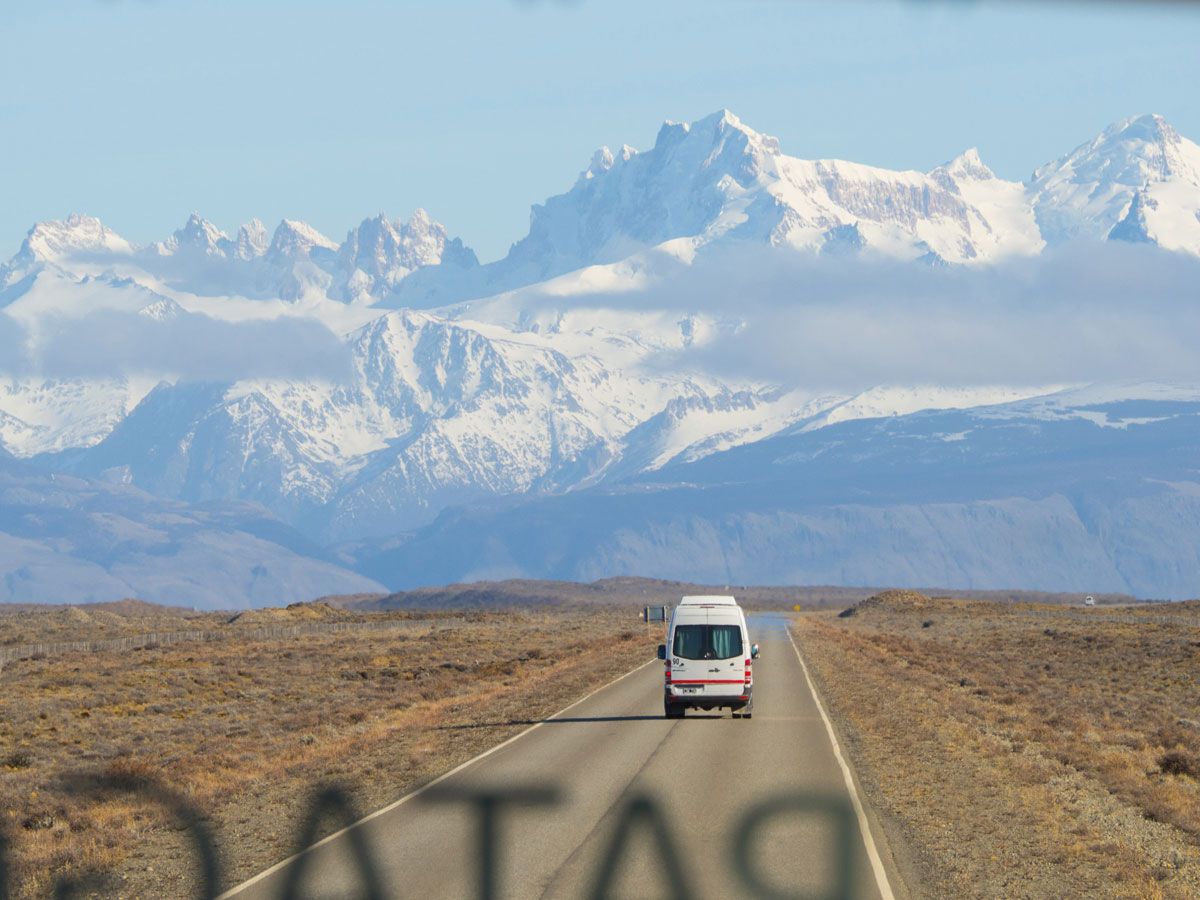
[679,595,737,606]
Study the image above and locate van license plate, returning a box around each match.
[678,686,698,694]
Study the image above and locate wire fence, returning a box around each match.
[0,620,417,672]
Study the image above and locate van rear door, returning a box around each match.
[670,613,745,699]
[668,611,701,699]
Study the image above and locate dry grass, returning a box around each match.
[795,593,1200,900]
[0,602,659,899]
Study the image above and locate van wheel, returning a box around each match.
[665,703,684,719]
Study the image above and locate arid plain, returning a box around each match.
[795,592,1200,900]
[1,594,660,899]
[3,583,1197,899]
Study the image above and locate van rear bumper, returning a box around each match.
[666,685,752,711]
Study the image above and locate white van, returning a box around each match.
[657,595,758,719]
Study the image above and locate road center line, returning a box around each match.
[785,624,898,900]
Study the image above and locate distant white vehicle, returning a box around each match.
[657,595,758,719]
[1084,595,1095,607]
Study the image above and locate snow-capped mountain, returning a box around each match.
[5,110,1199,315]
[1029,114,1200,250]
[336,210,479,302]
[378,110,1200,309]
[496,109,1043,270]
[38,307,824,542]
[353,384,1200,599]
[0,375,157,456]
[10,214,134,268]
[4,110,1200,602]
[0,208,475,311]
[386,110,1046,307]
[154,213,231,258]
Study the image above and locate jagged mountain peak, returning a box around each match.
[275,218,336,245]
[344,212,394,242]
[1029,113,1200,245]
[159,213,230,257]
[337,213,406,298]
[654,107,782,164]
[404,208,433,231]
[267,219,338,263]
[335,210,477,301]
[580,145,637,184]
[233,219,269,260]
[500,110,792,281]
[1032,113,1198,188]
[18,214,132,264]
[397,209,448,265]
[935,148,995,182]
[1108,112,1181,147]
[493,108,1045,282]
[659,108,776,148]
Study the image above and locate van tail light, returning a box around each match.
[665,659,671,685]
[744,658,752,686]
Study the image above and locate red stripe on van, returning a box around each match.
[670,679,746,685]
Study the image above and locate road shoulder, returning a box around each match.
[786,623,915,900]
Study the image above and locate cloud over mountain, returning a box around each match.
[2,306,353,382]
[622,240,1200,390]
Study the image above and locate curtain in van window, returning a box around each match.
[673,625,706,659]
[673,625,742,660]
[710,625,742,660]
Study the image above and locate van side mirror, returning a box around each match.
[751,644,759,660]
[656,644,666,660]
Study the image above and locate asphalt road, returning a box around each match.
[223,613,894,900]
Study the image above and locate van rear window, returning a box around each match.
[672,624,742,660]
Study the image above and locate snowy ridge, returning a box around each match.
[493,109,1039,280]
[5,109,1200,311]
[0,376,158,456]
[1029,114,1200,248]
[1,209,474,313]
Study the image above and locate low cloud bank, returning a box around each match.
[0,308,353,382]
[589,241,1200,390]
[3,240,1197,391]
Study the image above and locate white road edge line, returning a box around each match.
[216,657,658,900]
[786,624,897,900]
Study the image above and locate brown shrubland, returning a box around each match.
[795,594,1200,900]
[0,602,658,899]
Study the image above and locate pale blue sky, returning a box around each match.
[2,0,1199,263]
